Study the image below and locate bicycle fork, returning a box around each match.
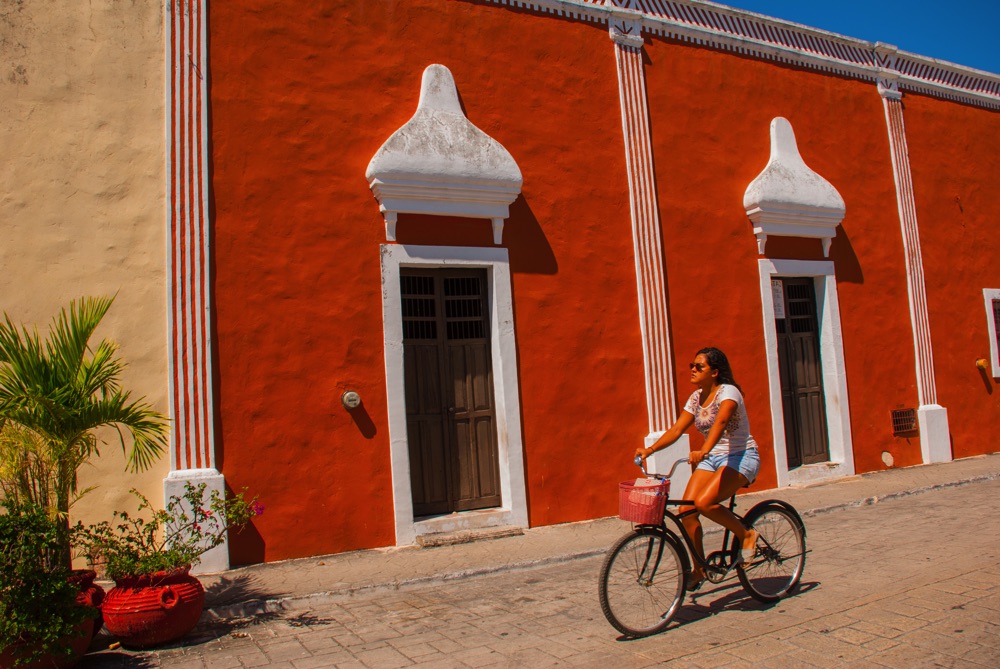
[636,536,666,587]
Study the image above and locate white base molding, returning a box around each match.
[164,468,229,575]
[918,405,952,464]
[786,461,848,487]
[412,507,526,541]
[644,433,691,502]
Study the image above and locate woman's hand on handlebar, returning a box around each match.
[688,448,709,466]
[635,446,654,463]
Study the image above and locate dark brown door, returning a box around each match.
[774,278,830,468]
[401,269,502,517]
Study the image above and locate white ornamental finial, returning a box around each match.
[743,117,845,256]
[366,65,523,244]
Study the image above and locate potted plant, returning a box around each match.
[0,502,96,669]
[0,426,105,640]
[74,482,261,649]
[0,296,169,571]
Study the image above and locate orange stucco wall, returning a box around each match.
[207,0,998,563]
[209,0,646,562]
[903,93,1000,458]
[642,38,927,475]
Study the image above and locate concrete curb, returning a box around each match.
[199,471,999,623]
[799,471,1000,517]
[201,549,607,622]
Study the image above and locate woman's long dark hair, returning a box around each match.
[697,347,743,395]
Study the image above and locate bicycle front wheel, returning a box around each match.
[735,502,806,603]
[598,528,686,638]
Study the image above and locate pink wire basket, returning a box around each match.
[618,479,670,524]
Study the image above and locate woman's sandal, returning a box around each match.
[686,571,706,592]
[741,529,758,562]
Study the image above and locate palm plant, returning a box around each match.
[0,296,168,569]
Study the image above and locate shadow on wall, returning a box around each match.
[753,223,864,285]
[832,224,863,284]
[507,195,557,275]
[228,509,266,566]
[347,400,378,438]
[390,196,557,275]
[976,359,994,395]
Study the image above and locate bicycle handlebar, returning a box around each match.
[634,455,689,480]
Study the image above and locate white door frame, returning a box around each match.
[380,244,528,544]
[758,259,855,487]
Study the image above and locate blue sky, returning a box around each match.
[714,0,1000,75]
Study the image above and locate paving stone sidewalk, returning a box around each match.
[189,453,1000,620]
[78,453,1000,668]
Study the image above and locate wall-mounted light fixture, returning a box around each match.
[976,358,989,372]
[341,391,362,410]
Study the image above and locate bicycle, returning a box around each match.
[598,456,807,638]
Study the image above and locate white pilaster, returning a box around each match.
[878,74,952,463]
[918,406,951,464]
[645,433,692,501]
[610,21,679,441]
[166,0,227,568]
[165,469,228,575]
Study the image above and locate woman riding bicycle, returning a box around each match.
[634,346,760,591]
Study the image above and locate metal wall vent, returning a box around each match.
[891,408,918,436]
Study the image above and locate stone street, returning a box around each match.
[81,477,999,668]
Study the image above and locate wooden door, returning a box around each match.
[774,278,830,468]
[401,269,502,517]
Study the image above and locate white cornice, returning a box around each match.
[478,0,1000,110]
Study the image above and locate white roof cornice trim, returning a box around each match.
[479,0,1000,109]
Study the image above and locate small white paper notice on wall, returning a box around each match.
[771,280,785,319]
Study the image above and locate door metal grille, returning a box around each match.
[444,277,486,340]
[401,276,437,340]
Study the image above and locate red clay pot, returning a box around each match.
[0,569,101,669]
[0,619,94,669]
[67,569,105,639]
[102,567,205,649]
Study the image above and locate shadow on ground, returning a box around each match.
[201,570,285,609]
[615,580,820,642]
[76,571,332,667]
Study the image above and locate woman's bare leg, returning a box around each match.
[679,469,714,579]
[690,466,751,544]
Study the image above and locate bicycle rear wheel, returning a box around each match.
[598,528,686,638]
[735,502,806,603]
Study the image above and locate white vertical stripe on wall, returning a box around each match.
[613,39,678,430]
[880,88,938,407]
[166,0,217,472]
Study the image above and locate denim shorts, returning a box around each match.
[696,448,760,484]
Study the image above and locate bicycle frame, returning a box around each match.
[600,458,809,637]
[659,497,742,579]
[634,456,744,579]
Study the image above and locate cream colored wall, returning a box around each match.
[0,2,168,540]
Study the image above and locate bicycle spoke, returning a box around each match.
[599,529,685,637]
[736,504,806,603]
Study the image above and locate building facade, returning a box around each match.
[6,0,1000,569]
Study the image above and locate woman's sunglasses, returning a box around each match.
[689,362,707,372]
